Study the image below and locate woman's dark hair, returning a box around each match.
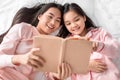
[0,2,63,43]
[11,2,63,27]
[57,3,96,38]
[11,3,45,27]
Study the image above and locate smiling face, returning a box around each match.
[36,7,61,35]
[64,10,87,36]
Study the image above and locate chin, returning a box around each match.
[73,33,80,35]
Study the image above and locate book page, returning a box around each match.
[33,35,63,72]
[64,39,92,74]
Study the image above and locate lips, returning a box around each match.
[47,25,54,29]
[72,27,80,31]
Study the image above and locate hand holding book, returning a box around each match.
[33,34,92,74]
[47,62,72,80]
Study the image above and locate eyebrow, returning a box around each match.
[73,15,79,19]
[49,13,61,19]
[64,15,79,23]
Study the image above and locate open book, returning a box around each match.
[33,35,92,74]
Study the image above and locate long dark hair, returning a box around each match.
[11,2,63,27]
[57,3,96,38]
[0,2,63,43]
[11,3,45,27]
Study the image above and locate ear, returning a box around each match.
[38,15,42,20]
[83,16,86,22]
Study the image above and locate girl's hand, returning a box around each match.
[88,59,107,73]
[12,48,46,69]
[50,63,72,80]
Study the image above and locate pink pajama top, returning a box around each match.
[71,27,120,80]
[0,22,120,80]
[0,22,48,80]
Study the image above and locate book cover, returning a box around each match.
[33,34,92,74]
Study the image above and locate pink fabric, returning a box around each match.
[71,28,120,80]
[0,23,120,80]
[0,55,14,67]
[0,22,43,80]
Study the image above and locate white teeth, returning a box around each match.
[73,27,80,31]
[47,25,54,29]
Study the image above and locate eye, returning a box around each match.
[47,15,53,19]
[56,18,61,23]
[75,18,80,22]
[65,22,71,26]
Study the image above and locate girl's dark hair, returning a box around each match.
[57,3,96,38]
[0,2,63,43]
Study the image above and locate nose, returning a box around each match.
[50,19,55,26]
[71,23,77,28]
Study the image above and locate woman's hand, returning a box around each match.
[50,62,72,80]
[27,48,46,69]
[12,48,46,69]
[88,59,107,73]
